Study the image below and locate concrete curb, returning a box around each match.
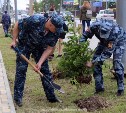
[0,51,16,113]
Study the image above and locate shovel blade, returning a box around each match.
[52,82,65,94]
[43,75,65,94]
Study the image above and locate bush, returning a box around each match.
[57,22,94,85]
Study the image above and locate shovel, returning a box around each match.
[12,46,65,94]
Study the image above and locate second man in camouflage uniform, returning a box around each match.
[80,19,126,96]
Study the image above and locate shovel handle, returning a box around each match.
[12,46,64,93]
[12,46,43,77]
[20,54,43,77]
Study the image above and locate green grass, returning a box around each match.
[0,27,126,113]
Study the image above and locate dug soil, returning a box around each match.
[74,96,111,112]
[52,70,64,79]
[76,75,92,84]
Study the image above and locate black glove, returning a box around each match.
[79,33,88,42]
[59,32,66,39]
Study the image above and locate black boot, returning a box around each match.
[94,88,105,94]
[48,97,62,103]
[116,90,124,96]
[5,34,8,37]
[56,55,62,58]
[14,99,23,107]
[48,54,54,61]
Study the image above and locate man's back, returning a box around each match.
[1,11,11,37]
[2,13,11,25]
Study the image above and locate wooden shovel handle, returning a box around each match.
[21,54,43,77]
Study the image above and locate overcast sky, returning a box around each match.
[1,0,39,10]
[12,0,29,10]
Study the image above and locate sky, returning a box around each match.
[11,0,29,10]
[1,0,39,10]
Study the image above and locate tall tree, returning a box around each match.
[34,1,39,12]
[33,0,61,12]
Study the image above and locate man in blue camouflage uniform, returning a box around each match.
[10,14,64,107]
[80,19,126,96]
[1,11,11,37]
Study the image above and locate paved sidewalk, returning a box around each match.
[0,51,16,113]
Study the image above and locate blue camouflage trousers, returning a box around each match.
[14,44,56,101]
[3,24,9,35]
[93,42,125,91]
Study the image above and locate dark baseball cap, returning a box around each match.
[99,21,112,39]
[50,13,64,34]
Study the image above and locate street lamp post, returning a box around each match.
[60,0,62,12]
[106,0,107,9]
[29,0,34,16]
[0,0,2,12]
[7,0,10,14]
[4,0,7,11]
[116,0,126,73]
[79,0,81,7]
[14,0,18,22]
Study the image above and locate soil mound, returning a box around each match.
[74,96,110,112]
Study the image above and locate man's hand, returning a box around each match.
[10,41,16,48]
[34,63,41,72]
[79,35,87,42]
[86,28,90,32]
[34,46,54,72]
[86,61,93,68]
[108,42,113,49]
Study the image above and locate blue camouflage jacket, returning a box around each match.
[82,20,126,63]
[18,15,59,49]
[1,14,11,25]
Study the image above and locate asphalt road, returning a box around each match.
[64,18,99,50]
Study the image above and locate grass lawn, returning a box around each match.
[0,27,126,113]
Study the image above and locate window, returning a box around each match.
[105,10,114,14]
[99,11,104,14]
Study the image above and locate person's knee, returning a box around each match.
[113,60,124,71]
[17,65,27,73]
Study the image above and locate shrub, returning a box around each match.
[57,22,94,85]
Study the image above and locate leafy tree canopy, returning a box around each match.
[34,0,61,12]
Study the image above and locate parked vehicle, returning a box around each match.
[21,14,29,19]
[59,12,65,21]
[62,11,74,22]
[96,9,114,20]
[34,12,45,16]
[40,12,45,16]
